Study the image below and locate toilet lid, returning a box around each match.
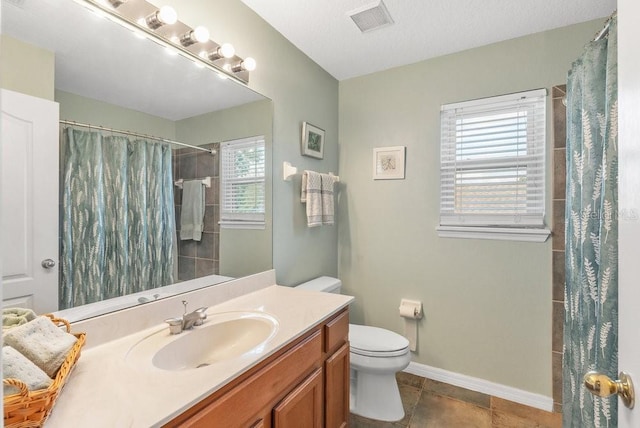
[349,324,409,357]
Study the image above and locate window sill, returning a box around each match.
[219,221,265,230]
[436,226,551,242]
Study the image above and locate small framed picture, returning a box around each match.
[301,122,325,159]
[373,146,406,180]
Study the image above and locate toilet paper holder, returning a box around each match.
[399,299,423,319]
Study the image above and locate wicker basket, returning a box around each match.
[3,314,86,428]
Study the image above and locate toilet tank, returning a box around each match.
[295,276,342,294]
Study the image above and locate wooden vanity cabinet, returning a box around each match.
[165,308,349,428]
[323,310,350,428]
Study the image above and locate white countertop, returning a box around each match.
[44,285,353,427]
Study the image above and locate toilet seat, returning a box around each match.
[349,324,410,357]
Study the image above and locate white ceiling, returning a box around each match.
[241,0,617,81]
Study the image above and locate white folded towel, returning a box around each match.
[3,307,37,331]
[3,316,77,378]
[320,173,336,226]
[180,180,205,241]
[3,346,53,395]
[301,170,323,227]
[301,171,336,227]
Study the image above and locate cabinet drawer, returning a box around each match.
[171,330,322,427]
[324,309,349,354]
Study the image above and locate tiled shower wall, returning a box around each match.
[173,143,220,281]
[551,85,567,413]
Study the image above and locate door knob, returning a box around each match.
[584,371,635,409]
[41,259,56,269]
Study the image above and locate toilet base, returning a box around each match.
[350,368,405,422]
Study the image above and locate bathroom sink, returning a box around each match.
[125,311,279,371]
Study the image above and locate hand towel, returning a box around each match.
[301,170,323,227]
[180,180,205,241]
[3,307,37,331]
[320,173,336,226]
[3,316,77,378]
[3,346,53,395]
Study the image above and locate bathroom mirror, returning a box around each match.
[1,0,273,320]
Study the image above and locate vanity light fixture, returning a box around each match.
[231,57,257,72]
[206,43,236,61]
[179,26,210,46]
[79,0,256,83]
[145,5,178,29]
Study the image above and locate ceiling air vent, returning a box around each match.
[348,0,394,33]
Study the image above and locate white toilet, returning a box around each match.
[295,276,411,422]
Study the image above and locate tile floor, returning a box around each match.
[350,372,562,428]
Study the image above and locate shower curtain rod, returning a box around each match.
[59,120,216,155]
[593,11,616,41]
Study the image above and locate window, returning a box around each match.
[437,89,550,242]
[220,136,266,229]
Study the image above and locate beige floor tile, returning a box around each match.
[397,372,426,389]
[491,398,562,428]
[351,375,564,428]
[492,411,545,427]
[397,384,422,425]
[423,379,491,409]
[409,392,492,428]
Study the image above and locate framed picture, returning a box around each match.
[301,122,325,159]
[373,146,406,180]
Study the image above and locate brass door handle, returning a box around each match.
[584,371,635,409]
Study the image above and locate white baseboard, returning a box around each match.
[404,362,554,412]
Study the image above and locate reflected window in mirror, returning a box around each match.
[220,137,266,230]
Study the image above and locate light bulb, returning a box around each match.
[145,5,177,29]
[157,6,177,25]
[242,57,257,71]
[206,43,235,61]
[194,26,210,43]
[219,43,235,58]
[231,57,256,73]
[180,26,210,46]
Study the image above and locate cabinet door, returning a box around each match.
[325,343,350,428]
[273,368,323,428]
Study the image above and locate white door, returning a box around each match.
[617,1,639,426]
[1,89,59,314]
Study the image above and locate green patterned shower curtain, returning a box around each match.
[60,128,175,309]
[563,16,618,428]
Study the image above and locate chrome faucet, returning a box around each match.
[164,300,208,334]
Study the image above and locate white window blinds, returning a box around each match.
[220,136,266,227]
[439,89,547,228]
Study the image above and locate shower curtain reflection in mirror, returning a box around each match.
[60,127,175,309]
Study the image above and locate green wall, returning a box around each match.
[0,35,54,100]
[56,90,176,139]
[337,20,602,397]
